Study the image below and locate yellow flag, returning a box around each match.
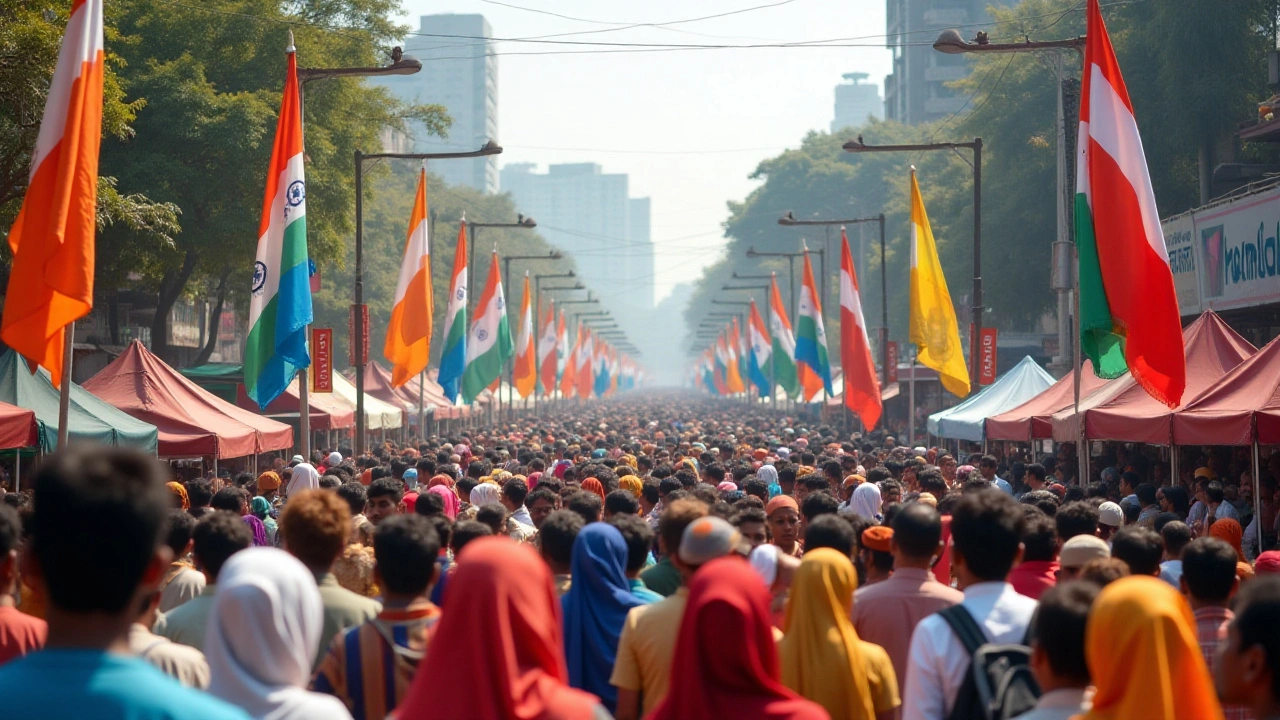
[909,168,971,398]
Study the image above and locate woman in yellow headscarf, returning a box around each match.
[1080,575,1224,720]
[619,474,643,499]
[778,547,899,720]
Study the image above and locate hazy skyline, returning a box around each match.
[397,0,894,305]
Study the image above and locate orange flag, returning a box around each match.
[512,273,536,398]
[383,166,433,387]
[2,0,105,387]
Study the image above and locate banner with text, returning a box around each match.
[979,328,998,385]
[312,328,332,393]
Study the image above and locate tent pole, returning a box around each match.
[57,323,75,449]
[14,452,19,493]
[1254,439,1263,556]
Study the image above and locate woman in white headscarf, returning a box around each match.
[205,547,351,720]
[285,462,319,497]
[468,482,502,507]
[848,481,883,521]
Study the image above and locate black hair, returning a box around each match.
[800,491,841,522]
[891,503,942,558]
[502,478,529,506]
[426,515,452,550]
[800,474,830,491]
[538,510,584,567]
[1056,501,1099,541]
[1161,485,1190,517]
[1030,581,1098,685]
[32,448,171,613]
[673,469,697,487]
[1182,537,1239,602]
[210,487,246,513]
[641,479,661,504]
[607,513,655,574]
[1020,489,1060,517]
[742,478,768,501]
[1120,470,1141,489]
[605,490,640,517]
[917,468,948,496]
[1136,483,1158,506]
[414,491,445,518]
[367,477,404,504]
[821,460,842,478]
[804,514,856,557]
[456,477,478,498]
[185,479,213,508]
[1110,525,1164,576]
[527,487,559,508]
[337,482,367,517]
[450,520,493,556]
[1026,463,1047,483]
[866,467,892,484]
[565,491,604,525]
[1161,520,1193,558]
[704,463,726,483]
[1231,576,1280,702]
[1206,482,1225,504]
[373,514,441,596]
[732,507,768,527]
[390,460,408,479]
[164,509,197,557]
[192,510,253,580]
[475,503,507,535]
[658,477,683,497]
[1021,508,1058,562]
[318,475,342,491]
[1153,512,1181,534]
[950,489,1026,582]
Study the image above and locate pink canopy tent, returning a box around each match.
[0,402,36,450]
[85,341,293,458]
[1050,312,1256,444]
[362,363,469,420]
[1172,335,1280,446]
[236,379,356,431]
[985,359,1108,441]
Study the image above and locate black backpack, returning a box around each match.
[939,605,1040,720]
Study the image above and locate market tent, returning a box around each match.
[1172,335,1280,446]
[0,350,158,453]
[927,356,1055,442]
[84,341,293,458]
[0,402,37,450]
[332,372,403,430]
[360,363,476,421]
[178,363,242,403]
[1050,312,1255,443]
[234,378,356,431]
[985,359,1109,441]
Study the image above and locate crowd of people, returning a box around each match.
[0,393,1278,720]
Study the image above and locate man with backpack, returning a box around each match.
[903,488,1038,720]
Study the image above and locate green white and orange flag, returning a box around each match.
[245,41,312,409]
[513,272,536,398]
[460,251,513,404]
[383,165,433,387]
[2,0,105,388]
[1076,0,1185,406]
[725,317,746,394]
[795,248,832,401]
[769,274,800,398]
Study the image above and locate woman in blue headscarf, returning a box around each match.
[561,522,649,713]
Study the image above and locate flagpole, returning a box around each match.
[57,324,74,448]
[908,345,917,446]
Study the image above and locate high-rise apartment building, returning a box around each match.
[832,73,882,133]
[883,0,1011,125]
[500,162,655,330]
[374,14,498,193]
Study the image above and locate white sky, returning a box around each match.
[396,0,894,303]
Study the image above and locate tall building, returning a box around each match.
[832,73,882,132]
[374,14,498,193]
[500,162,655,341]
[883,0,1012,125]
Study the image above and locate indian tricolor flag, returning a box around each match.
[245,42,312,409]
[383,165,433,388]
[436,221,469,403]
[1076,0,1185,406]
[575,326,595,399]
[840,228,882,429]
[560,322,579,399]
[746,299,772,396]
[725,317,746,394]
[794,249,832,400]
[513,273,536,398]
[2,0,104,388]
[769,274,800,398]
[461,252,513,404]
[537,299,557,396]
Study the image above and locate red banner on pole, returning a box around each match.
[886,341,899,384]
[979,327,998,385]
[312,328,333,393]
[347,304,369,367]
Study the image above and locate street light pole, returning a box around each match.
[843,137,983,388]
[933,29,1085,376]
[295,47,422,460]
[352,141,503,456]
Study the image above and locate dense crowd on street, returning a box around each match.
[0,392,1277,720]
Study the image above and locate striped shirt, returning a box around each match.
[312,600,441,720]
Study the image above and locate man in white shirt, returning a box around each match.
[1014,582,1097,720]
[501,477,535,529]
[902,489,1039,720]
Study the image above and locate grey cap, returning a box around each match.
[679,516,743,566]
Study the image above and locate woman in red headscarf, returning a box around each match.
[393,536,602,720]
[581,477,607,503]
[649,557,829,720]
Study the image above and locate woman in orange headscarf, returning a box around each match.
[166,481,189,510]
[1079,575,1224,720]
[778,548,898,720]
[394,537,602,720]
[1209,518,1246,561]
[581,478,607,503]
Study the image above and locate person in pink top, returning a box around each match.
[0,505,45,666]
[1008,510,1059,600]
[852,503,963,690]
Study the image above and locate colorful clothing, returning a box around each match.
[1193,607,1253,720]
[313,601,442,720]
[0,606,46,667]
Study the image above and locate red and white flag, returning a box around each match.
[537,299,557,396]
[839,228,882,428]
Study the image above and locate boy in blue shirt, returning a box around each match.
[0,447,248,720]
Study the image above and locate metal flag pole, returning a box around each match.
[56,324,74,448]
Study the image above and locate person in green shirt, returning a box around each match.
[639,498,708,598]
